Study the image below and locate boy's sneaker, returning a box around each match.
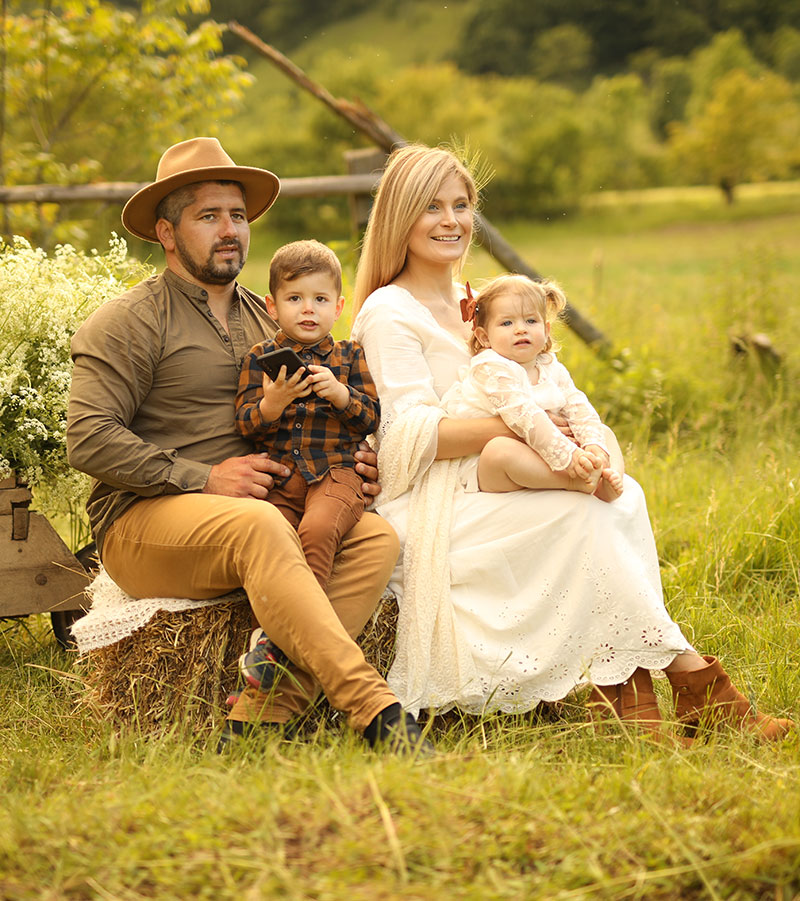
[239,630,291,691]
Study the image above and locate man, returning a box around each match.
[67,137,429,753]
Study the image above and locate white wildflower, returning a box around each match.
[0,235,153,530]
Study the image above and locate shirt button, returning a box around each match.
[181,481,189,489]
[293,449,299,455]
[298,403,304,409]
[223,335,230,342]
[295,423,301,428]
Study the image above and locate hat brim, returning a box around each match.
[121,165,281,243]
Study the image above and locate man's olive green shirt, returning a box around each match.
[67,268,277,555]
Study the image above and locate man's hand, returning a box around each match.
[354,440,380,499]
[307,364,350,410]
[203,453,290,499]
[259,367,312,422]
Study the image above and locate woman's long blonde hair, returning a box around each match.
[352,143,479,316]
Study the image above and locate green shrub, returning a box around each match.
[0,236,152,526]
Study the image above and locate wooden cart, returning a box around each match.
[0,475,95,647]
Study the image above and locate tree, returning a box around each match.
[684,28,763,117]
[530,24,593,89]
[647,57,694,139]
[579,73,664,192]
[1,0,253,246]
[770,25,800,80]
[668,68,800,202]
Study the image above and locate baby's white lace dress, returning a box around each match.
[441,348,609,489]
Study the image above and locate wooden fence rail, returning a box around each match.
[0,173,380,205]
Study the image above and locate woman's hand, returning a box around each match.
[548,411,576,440]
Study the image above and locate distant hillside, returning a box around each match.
[223,0,471,70]
[219,1,472,169]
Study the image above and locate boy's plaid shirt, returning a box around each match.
[234,330,380,484]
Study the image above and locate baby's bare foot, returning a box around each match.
[593,468,624,502]
[568,467,603,495]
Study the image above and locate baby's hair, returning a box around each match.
[468,273,567,357]
[269,239,342,297]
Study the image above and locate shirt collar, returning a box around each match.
[273,329,335,357]
[163,268,245,307]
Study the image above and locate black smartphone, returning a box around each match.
[255,348,310,381]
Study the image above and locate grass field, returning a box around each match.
[1,190,799,899]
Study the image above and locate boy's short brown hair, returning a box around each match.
[268,239,342,297]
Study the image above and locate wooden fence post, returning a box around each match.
[344,148,387,233]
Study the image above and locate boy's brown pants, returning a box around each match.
[266,466,366,589]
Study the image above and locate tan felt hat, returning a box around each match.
[121,137,280,242]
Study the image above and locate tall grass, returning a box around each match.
[1,194,799,899]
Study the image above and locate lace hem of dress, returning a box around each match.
[391,649,689,716]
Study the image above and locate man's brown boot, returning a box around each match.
[666,655,794,742]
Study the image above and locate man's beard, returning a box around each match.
[174,234,247,285]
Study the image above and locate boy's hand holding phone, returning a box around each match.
[306,364,350,410]
[258,365,312,422]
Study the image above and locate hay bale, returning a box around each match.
[82,593,252,732]
[355,589,399,678]
[81,590,399,733]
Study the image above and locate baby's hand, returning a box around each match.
[567,447,599,481]
[307,364,350,410]
[583,443,610,469]
[259,366,312,421]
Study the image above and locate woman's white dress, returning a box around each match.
[352,285,693,716]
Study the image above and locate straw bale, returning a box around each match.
[81,589,399,733]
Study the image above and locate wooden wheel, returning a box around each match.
[51,542,98,650]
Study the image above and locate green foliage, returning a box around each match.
[0,235,152,523]
[1,0,253,246]
[646,56,694,138]
[455,0,800,77]
[529,23,594,89]
[668,68,800,201]
[213,0,376,55]
[683,28,764,118]
[770,24,800,79]
[579,73,666,192]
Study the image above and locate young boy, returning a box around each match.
[234,239,380,690]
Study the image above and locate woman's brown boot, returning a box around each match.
[666,655,794,742]
[587,668,666,739]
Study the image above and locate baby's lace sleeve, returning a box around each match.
[470,355,578,471]
[549,359,608,451]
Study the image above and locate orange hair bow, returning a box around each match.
[459,282,478,326]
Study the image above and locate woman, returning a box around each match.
[351,143,791,742]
